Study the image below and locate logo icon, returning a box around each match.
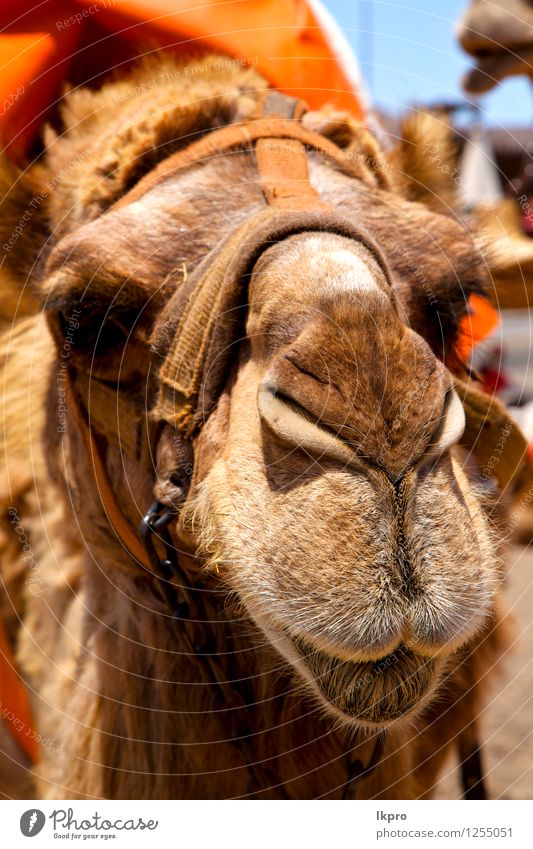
[20,809,46,837]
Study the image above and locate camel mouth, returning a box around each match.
[293,637,439,725]
[462,45,533,93]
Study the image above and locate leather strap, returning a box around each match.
[455,377,532,493]
[65,371,150,570]
[255,137,329,210]
[112,116,360,212]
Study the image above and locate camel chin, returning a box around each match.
[254,612,441,728]
[292,639,440,727]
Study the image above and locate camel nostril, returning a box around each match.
[257,379,358,466]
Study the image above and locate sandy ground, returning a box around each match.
[434,543,533,800]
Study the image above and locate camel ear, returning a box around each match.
[387,111,461,216]
[46,280,151,383]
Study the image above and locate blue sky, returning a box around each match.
[324,0,533,127]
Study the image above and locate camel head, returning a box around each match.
[2,58,500,732]
[457,0,533,93]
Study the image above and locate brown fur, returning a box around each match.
[0,55,510,799]
[388,111,461,215]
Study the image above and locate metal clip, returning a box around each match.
[140,500,179,579]
[140,500,192,622]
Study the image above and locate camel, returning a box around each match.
[458,0,533,93]
[0,54,514,799]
